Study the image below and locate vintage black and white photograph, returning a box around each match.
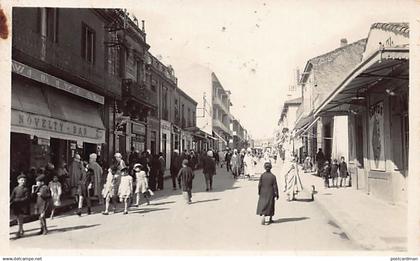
[3,0,420,256]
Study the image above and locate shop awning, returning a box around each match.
[301,116,320,134]
[11,81,106,144]
[314,47,409,116]
[294,114,315,130]
[213,131,227,144]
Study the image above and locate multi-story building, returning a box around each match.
[148,52,177,169]
[11,8,121,176]
[230,116,247,150]
[211,73,232,151]
[112,10,158,159]
[177,87,198,153]
[177,64,227,151]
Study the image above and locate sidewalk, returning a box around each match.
[296,168,407,251]
[10,168,191,227]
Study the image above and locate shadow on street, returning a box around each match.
[271,217,309,224]
[10,224,100,240]
[190,198,220,205]
[128,207,169,215]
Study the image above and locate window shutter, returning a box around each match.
[81,23,86,59]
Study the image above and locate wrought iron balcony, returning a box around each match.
[213,118,231,135]
[12,21,121,97]
[122,78,157,108]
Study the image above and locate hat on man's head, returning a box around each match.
[207,150,213,157]
[182,159,189,165]
[36,174,46,182]
[89,153,97,159]
[17,174,26,180]
[114,152,122,158]
[133,163,143,170]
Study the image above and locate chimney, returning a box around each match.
[340,38,348,47]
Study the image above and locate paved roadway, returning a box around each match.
[10,161,360,252]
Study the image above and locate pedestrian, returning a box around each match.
[316,148,325,176]
[285,155,304,201]
[323,161,331,188]
[338,156,349,188]
[157,152,166,190]
[243,148,255,179]
[32,174,51,235]
[225,148,232,172]
[170,150,182,190]
[134,163,150,206]
[230,149,240,179]
[203,150,216,191]
[88,153,104,204]
[214,150,220,167]
[48,175,62,219]
[10,174,30,238]
[76,167,94,216]
[256,162,279,225]
[149,154,160,191]
[177,159,195,204]
[69,154,84,202]
[118,167,133,214]
[330,159,339,188]
[102,167,118,215]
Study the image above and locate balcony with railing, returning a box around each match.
[213,118,231,135]
[12,21,121,97]
[212,95,230,114]
[122,79,157,108]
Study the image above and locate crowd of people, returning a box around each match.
[9,146,231,238]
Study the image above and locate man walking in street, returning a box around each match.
[225,148,232,172]
[170,150,182,190]
[316,148,325,177]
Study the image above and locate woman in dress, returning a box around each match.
[256,162,279,225]
[285,155,304,201]
[134,163,150,206]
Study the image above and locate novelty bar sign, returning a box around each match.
[12,110,105,141]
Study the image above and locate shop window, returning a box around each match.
[81,23,96,64]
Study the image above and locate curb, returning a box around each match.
[310,185,401,251]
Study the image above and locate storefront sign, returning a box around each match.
[369,101,385,171]
[12,60,105,104]
[132,122,146,135]
[12,110,105,141]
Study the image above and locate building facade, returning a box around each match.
[294,38,367,163]
[148,53,178,170]
[314,23,409,203]
[211,73,232,151]
[11,7,122,181]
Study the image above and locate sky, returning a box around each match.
[127,0,414,139]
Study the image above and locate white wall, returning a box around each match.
[332,115,349,161]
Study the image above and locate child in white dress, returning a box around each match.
[134,164,150,206]
[118,167,133,214]
[48,175,62,219]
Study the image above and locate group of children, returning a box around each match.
[101,163,153,215]
[10,174,59,238]
[10,155,198,239]
[322,156,350,188]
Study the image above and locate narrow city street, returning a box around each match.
[10,162,360,252]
